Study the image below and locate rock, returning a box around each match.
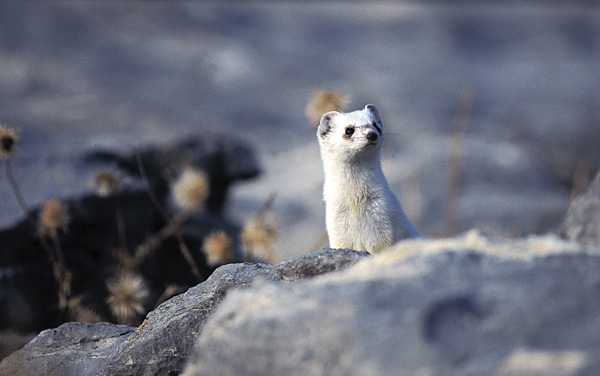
[557,171,600,248]
[182,233,600,376]
[0,248,369,375]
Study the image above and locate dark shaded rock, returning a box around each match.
[0,190,225,334]
[182,234,600,376]
[0,248,370,376]
[86,136,260,213]
[557,171,600,248]
[3,322,134,376]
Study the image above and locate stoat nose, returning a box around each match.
[366,131,378,142]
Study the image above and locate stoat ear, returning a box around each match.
[318,111,339,138]
[365,104,383,127]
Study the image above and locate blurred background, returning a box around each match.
[1,0,599,359]
[2,2,598,258]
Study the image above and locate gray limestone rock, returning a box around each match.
[183,233,600,376]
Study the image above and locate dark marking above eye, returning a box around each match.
[344,127,355,137]
[372,121,382,135]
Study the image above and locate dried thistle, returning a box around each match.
[67,295,103,323]
[0,124,19,160]
[75,307,103,323]
[93,170,121,197]
[203,230,235,267]
[305,89,351,126]
[106,272,149,325]
[172,168,210,212]
[241,192,279,263]
[38,198,69,238]
[241,220,277,252]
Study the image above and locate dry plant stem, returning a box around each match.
[569,157,592,209]
[49,234,71,310]
[445,88,475,237]
[3,158,72,311]
[131,217,187,267]
[135,148,203,281]
[2,155,74,316]
[245,192,278,263]
[135,148,170,220]
[50,232,67,266]
[40,234,71,312]
[113,196,129,259]
[4,159,33,225]
[256,191,277,223]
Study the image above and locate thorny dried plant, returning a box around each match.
[0,125,31,220]
[38,198,72,310]
[172,168,210,213]
[136,149,204,281]
[445,88,475,237]
[38,198,69,238]
[93,170,129,260]
[305,89,351,126]
[106,272,149,325]
[93,170,122,197]
[202,230,235,267]
[0,124,19,160]
[67,295,103,323]
[241,192,279,263]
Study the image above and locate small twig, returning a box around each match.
[4,159,34,226]
[113,195,129,259]
[445,87,475,237]
[135,147,170,220]
[135,147,203,281]
[243,192,278,263]
[256,191,277,224]
[568,157,592,210]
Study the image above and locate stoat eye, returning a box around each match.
[344,127,355,136]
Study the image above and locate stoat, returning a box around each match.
[317,104,422,254]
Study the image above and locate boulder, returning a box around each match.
[183,233,600,376]
[0,248,369,375]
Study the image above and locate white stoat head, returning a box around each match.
[317,104,384,162]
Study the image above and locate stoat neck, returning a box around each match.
[322,153,389,198]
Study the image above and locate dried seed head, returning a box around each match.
[305,90,350,126]
[75,307,103,323]
[0,125,19,160]
[93,170,121,197]
[203,231,235,267]
[38,198,68,237]
[241,219,277,256]
[67,296,103,323]
[172,168,210,212]
[106,272,149,325]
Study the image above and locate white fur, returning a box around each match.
[317,104,422,254]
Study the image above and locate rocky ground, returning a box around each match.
[1,172,599,375]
